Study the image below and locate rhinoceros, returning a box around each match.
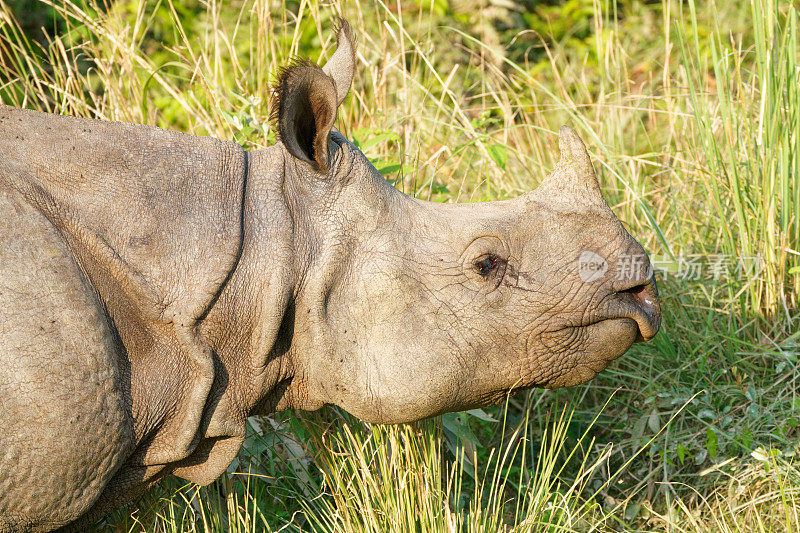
[0,19,660,532]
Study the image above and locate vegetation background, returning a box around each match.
[1,0,798,530]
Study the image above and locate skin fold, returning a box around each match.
[0,19,660,532]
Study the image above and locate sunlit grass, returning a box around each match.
[676,0,799,325]
[103,401,632,532]
[292,403,613,532]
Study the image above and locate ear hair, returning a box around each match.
[332,17,356,49]
[269,60,338,172]
[324,17,357,106]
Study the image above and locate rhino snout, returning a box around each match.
[612,275,661,342]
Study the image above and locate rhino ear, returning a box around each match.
[322,18,356,106]
[272,61,338,172]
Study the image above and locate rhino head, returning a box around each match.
[214,21,661,424]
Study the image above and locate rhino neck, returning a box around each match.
[198,146,313,435]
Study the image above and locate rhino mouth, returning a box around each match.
[610,281,661,342]
[571,277,661,344]
[543,277,660,351]
[530,288,659,390]
[472,312,651,404]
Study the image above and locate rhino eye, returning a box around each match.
[475,254,501,276]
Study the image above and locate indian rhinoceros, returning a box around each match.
[0,19,660,532]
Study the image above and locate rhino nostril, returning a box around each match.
[615,279,661,341]
[618,279,656,306]
[621,283,647,297]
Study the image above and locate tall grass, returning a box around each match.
[292,406,604,532]
[103,401,642,532]
[677,0,799,325]
[1,0,799,531]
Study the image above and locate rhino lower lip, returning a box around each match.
[563,308,658,344]
[589,317,643,352]
[599,313,657,343]
[542,317,642,366]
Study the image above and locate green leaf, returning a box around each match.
[442,412,478,444]
[647,410,661,433]
[464,408,498,423]
[352,129,400,153]
[677,442,686,465]
[632,414,648,440]
[698,408,715,420]
[431,183,450,195]
[373,162,403,175]
[744,386,757,402]
[624,502,642,521]
[694,448,708,465]
[487,143,507,170]
[706,428,718,460]
[751,447,770,462]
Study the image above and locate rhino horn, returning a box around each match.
[531,126,606,209]
[322,18,356,106]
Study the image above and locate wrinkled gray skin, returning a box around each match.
[0,20,660,532]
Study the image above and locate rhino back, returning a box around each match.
[0,189,134,531]
[0,104,246,323]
